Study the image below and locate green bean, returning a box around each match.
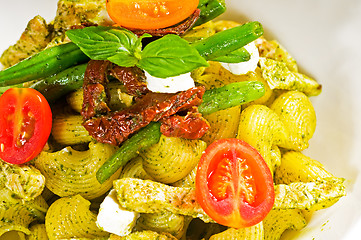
[211,47,251,63]
[30,63,87,102]
[0,64,86,101]
[96,122,162,184]
[191,21,263,61]
[195,0,227,27]
[0,42,89,87]
[198,81,265,115]
[96,81,265,183]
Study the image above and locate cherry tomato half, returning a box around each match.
[0,88,52,164]
[195,138,275,228]
[106,0,199,29]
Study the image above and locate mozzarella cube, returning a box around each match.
[220,41,260,75]
[96,189,139,236]
[145,71,195,93]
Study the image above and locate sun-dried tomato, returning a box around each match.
[82,60,112,119]
[109,65,148,97]
[82,86,205,145]
[160,107,210,139]
[81,60,208,146]
[81,60,148,120]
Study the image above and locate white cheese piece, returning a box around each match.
[220,41,260,75]
[96,189,139,236]
[145,71,195,93]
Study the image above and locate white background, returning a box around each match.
[1,0,361,239]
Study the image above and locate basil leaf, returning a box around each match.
[66,26,140,61]
[135,33,153,51]
[108,53,139,67]
[67,27,208,78]
[138,34,209,78]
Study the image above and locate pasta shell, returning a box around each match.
[263,209,306,240]
[201,105,241,145]
[237,104,288,173]
[271,91,316,151]
[45,195,108,239]
[34,141,119,199]
[141,135,206,184]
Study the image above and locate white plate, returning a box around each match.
[1,0,360,239]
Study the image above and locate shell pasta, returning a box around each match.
[45,195,109,239]
[140,135,207,184]
[34,141,120,199]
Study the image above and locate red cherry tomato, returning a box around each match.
[0,88,52,164]
[106,0,199,29]
[195,138,275,228]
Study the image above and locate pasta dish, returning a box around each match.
[0,0,346,239]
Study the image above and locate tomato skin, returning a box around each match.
[195,138,275,229]
[106,0,199,29]
[0,88,52,164]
